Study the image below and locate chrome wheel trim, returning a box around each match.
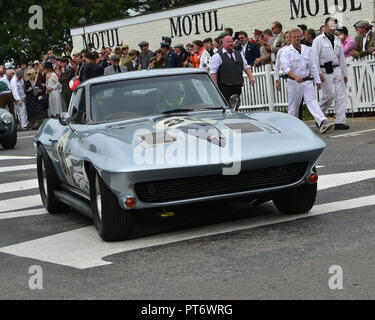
[41,158,48,197]
[95,174,102,221]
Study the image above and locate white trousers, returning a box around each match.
[14,99,28,128]
[287,80,327,126]
[320,68,347,124]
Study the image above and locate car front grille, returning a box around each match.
[134,162,308,203]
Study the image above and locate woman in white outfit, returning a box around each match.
[44,61,65,117]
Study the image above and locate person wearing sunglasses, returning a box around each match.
[234,31,260,67]
[24,69,44,129]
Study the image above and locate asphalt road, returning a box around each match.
[0,117,375,300]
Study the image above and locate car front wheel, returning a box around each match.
[89,167,134,241]
[37,145,68,213]
[273,182,317,215]
[1,127,17,149]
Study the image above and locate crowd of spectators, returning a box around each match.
[0,19,374,130]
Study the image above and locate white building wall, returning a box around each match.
[71,0,372,53]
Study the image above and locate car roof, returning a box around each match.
[78,68,209,88]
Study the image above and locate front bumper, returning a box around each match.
[100,153,320,210]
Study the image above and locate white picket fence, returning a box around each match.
[239,55,375,114]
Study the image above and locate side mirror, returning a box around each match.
[229,94,241,111]
[59,112,76,132]
[59,112,71,126]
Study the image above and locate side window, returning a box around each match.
[68,89,81,114]
[71,89,87,124]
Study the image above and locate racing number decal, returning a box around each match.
[154,116,217,130]
[164,118,185,128]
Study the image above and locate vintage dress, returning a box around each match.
[46,72,65,116]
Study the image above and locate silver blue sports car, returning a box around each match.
[34,69,325,241]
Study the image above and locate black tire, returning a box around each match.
[273,183,317,215]
[1,127,17,149]
[37,144,69,214]
[89,167,134,241]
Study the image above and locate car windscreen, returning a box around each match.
[90,74,227,122]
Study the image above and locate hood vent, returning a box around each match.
[224,122,263,133]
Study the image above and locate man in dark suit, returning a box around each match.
[235,31,260,67]
[59,57,75,107]
[174,44,187,68]
[160,42,178,68]
[81,51,104,81]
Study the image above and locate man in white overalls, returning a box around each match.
[10,69,28,129]
[312,17,349,130]
[281,27,334,134]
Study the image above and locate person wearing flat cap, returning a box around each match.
[104,54,128,75]
[174,44,187,68]
[160,42,178,68]
[350,20,374,58]
[162,36,172,45]
[138,41,154,70]
[120,44,130,66]
[125,50,140,71]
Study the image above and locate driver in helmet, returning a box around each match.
[156,85,186,114]
[164,87,185,108]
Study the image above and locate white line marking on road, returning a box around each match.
[0,156,35,160]
[318,170,375,190]
[330,128,375,139]
[0,208,47,220]
[0,164,36,173]
[0,195,42,212]
[18,135,36,140]
[1,195,375,269]
[0,179,38,194]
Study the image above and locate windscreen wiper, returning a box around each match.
[161,108,194,114]
[184,104,227,112]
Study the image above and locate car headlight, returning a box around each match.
[1,112,13,125]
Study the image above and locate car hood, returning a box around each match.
[76,110,325,174]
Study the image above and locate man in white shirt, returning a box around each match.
[3,70,13,87]
[200,38,215,71]
[274,31,291,91]
[281,28,334,134]
[210,35,255,103]
[312,17,349,130]
[10,70,28,129]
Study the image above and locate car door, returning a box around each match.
[52,87,90,194]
